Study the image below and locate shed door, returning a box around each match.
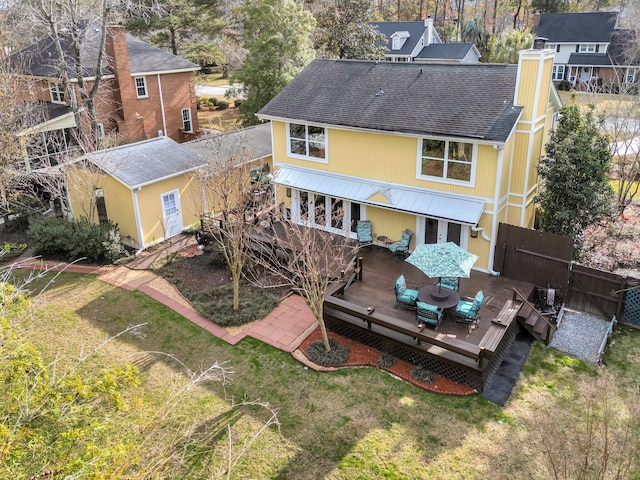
[161,190,183,238]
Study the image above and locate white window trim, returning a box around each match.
[49,82,65,104]
[416,139,477,187]
[625,68,637,83]
[181,108,193,132]
[286,122,328,164]
[291,189,353,237]
[552,64,565,81]
[578,44,596,53]
[135,76,148,98]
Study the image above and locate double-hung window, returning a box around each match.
[419,139,474,184]
[625,68,637,83]
[181,108,192,132]
[552,65,565,81]
[288,123,326,161]
[579,44,596,53]
[135,76,148,98]
[49,82,65,103]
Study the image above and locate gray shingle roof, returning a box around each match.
[567,53,612,66]
[183,123,272,162]
[415,43,476,60]
[10,26,198,78]
[258,59,522,143]
[86,136,205,189]
[535,12,618,43]
[372,21,429,55]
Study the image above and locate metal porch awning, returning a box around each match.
[272,166,485,225]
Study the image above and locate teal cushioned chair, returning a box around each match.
[416,301,443,330]
[394,275,418,309]
[454,290,483,327]
[356,220,373,250]
[388,229,413,256]
[435,276,459,291]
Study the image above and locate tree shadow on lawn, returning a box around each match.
[60,274,501,479]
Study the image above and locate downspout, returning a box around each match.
[157,74,167,136]
[132,188,145,254]
[487,144,505,276]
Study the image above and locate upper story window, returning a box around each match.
[181,108,192,132]
[288,123,326,161]
[392,37,401,50]
[135,76,148,98]
[49,82,65,104]
[419,139,474,184]
[578,44,597,53]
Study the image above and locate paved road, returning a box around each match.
[195,84,243,97]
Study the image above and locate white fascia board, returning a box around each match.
[257,114,507,147]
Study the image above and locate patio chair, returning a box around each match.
[356,220,373,251]
[435,276,460,291]
[394,274,418,310]
[388,229,413,256]
[416,301,443,330]
[452,290,483,328]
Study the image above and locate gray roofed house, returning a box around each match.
[259,59,521,143]
[372,19,480,64]
[255,49,560,274]
[12,24,201,150]
[534,11,638,90]
[69,125,273,250]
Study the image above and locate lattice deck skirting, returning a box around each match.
[325,316,485,392]
[624,287,640,325]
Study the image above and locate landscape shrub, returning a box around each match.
[306,338,349,366]
[376,352,396,368]
[411,364,435,384]
[0,242,27,262]
[216,100,229,110]
[27,217,127,264]
[234,99,243,108]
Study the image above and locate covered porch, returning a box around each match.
[323,247,538,391]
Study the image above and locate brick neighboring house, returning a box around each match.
[534,11,640,91]
[11,25,200,169]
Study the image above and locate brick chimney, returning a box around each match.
[105,26,145,141]
[533,11,541,27]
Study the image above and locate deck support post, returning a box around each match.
[357,256,363,281]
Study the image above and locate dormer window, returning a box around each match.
[49,82,65,104]
[391,31,410,51]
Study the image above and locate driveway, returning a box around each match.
[195,84,243,97]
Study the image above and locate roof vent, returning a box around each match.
[376,88,384,96]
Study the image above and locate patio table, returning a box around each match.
[418,285,460,309]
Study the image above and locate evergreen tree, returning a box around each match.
[314,0,386,60]
[535,103,615,241]
[232,0,315,126]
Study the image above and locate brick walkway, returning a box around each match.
[7,239,317,353]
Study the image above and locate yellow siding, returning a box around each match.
[68,168,139,245]
[499,140,514,199]
[365,207,416,250]
[273,121,499,199]
[516,59,539,121]
[137,175,202,247]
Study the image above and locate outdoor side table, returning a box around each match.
[417,285,460,310]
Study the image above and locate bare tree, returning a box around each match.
[602,87,640,216]
[246,209,358,352]
[196,130,271,311]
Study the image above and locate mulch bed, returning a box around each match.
[299,327,476,396]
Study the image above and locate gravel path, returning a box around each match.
[549,309,612,363]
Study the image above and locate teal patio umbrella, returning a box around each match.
[405,242,479,291]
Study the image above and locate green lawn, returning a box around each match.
[8,272,640,479]
[195,70,237,87]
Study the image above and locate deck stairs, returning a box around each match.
[512,288,558,345]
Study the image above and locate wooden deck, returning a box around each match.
[323,247,537,390]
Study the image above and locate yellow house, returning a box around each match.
[67,124,273,249]
[257,49,561,273]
